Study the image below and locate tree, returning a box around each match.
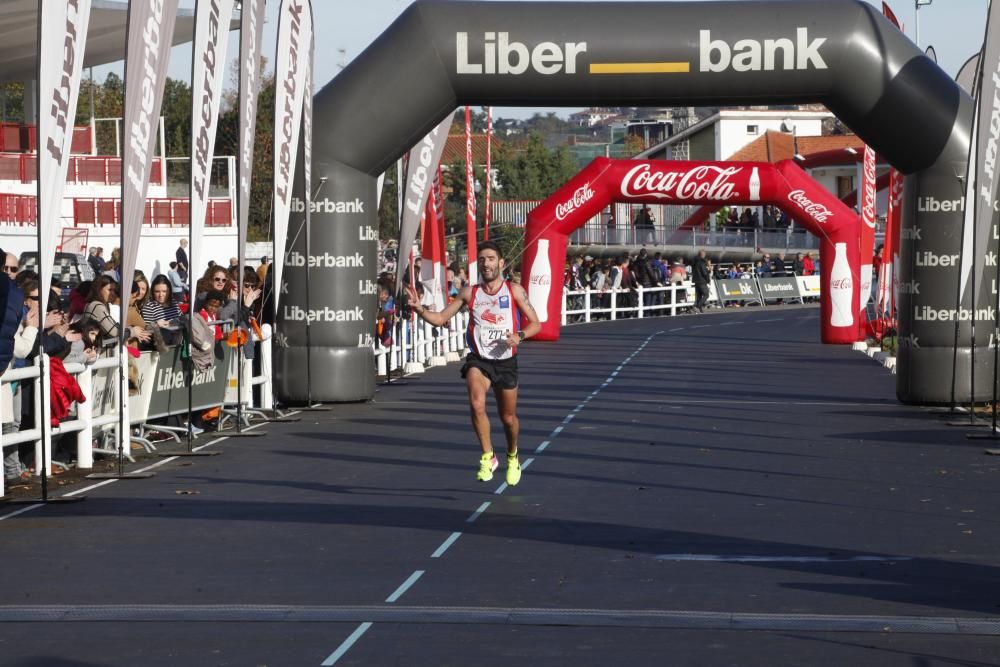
[215,71,276,241]
[493,132,578,201]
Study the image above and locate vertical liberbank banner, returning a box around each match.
[237,0,265,278]
[395,115,452,300]
[189,0,236,281]
[272,0,312,312]
[966,0,1000,314]
[37,0,92,320]
[121,0,179,320]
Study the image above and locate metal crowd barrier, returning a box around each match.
[374,310,470,378]
[0,324,276,498]
[562,274,822,324]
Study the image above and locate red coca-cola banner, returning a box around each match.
[523,158,863,345]
[859,145,878,314]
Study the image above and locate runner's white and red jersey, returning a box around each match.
[466,281,521,360]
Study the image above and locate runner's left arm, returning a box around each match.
[504,283,542,348]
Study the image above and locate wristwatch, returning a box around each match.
[517,330,526,342]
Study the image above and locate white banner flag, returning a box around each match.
[37,0,92,320]
[394,114,453,299]
[189,0,237,283]
[303,28,313,287]
[121,0,180,333]
[237,0,265,281]
[272,0,312,311]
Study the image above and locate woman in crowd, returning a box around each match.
[83,275,120,341]
[142,275,182,345]
[195,265,231,311]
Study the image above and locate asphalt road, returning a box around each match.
[1,305,998,666]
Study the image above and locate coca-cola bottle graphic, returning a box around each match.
[528,239,551,322]
[749,167,760,202]
[829,242,854,327]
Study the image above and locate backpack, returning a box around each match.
[0,274,24,371]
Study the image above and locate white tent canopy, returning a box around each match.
[0,0,237,84]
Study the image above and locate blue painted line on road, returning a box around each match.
[430,532,462,559]
[466,502,491,523]
[385,570,425,603]
[535,440,551,453]
[321,622,373,666]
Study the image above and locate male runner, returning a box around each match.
[406,241,541,485]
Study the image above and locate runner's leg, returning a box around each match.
[493,386,519,456]
[466,367,493,454]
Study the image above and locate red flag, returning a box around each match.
[882,2,901,31]
[465,106,478,283]
[485,106,493,240]
[420,170,448,309]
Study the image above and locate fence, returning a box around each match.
[374,311,471,377]
[0,324,277,498]
[0,154,163,186]
[491,199,820,251]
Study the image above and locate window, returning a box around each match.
[746,124,759,135]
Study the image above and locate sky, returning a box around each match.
[97,0,989,121]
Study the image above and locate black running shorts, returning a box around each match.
[461,354,519,390]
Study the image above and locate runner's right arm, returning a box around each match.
[405,284,470,327]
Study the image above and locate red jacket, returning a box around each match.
[49,356,86,426]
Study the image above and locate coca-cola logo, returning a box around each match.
[861,148,877,229]
[830,277,853,290]
[621,164,741,201]
[555,182,595,220]
[788,189,833,223]
[889,169,903,210]
[529,274,551,286]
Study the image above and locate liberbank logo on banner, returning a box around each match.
[290,196,365,213]
[455,28,827,76]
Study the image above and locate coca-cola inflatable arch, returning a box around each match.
[294,0,975,405]
[524,158,861,344]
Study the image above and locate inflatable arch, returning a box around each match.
[289,0,976,405]
[522,158,863,344]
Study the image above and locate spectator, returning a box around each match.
[4,252,19,281]
[176,238,189,280]
[83,276,121,341]
[757,254,772,277]
[1,249,27,483]
[229,257,239,271]
[633,248,661,308]
[64,320,100,367]
[256,256,270,285]
[691,250,712,313]
[47,336,85,428]
[218,267,262,360]
[142,275,182,346]
[633,205,656,244]
[167,261,187,299]
[69,280,91,319]
[793,252,806,276]
[191,289,226,371]
[87,247,105,275]
[376,287,395,348]
[802,251,816,277]
[124,281,156,350]
[771,253,787,277]
[195,265,231,311]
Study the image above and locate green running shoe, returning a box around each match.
[477,452,498,482]
[506,453,521,486]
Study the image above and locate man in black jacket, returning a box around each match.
[691,250,712,313]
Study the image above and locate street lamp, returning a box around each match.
[915,0,932,49]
